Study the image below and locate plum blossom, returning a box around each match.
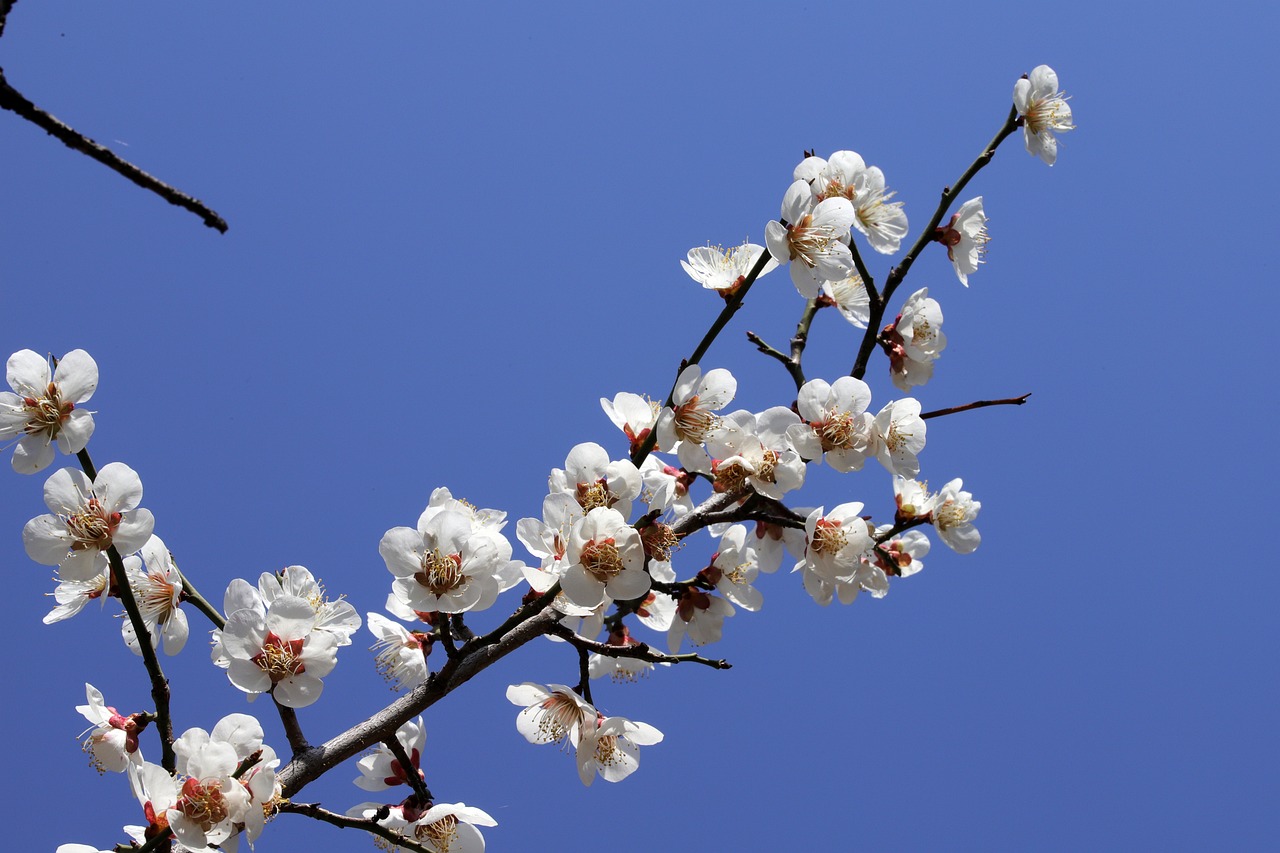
[638,456,694,519]
[681,241,777,294]
[76,683,143,772]
[788,376,875,472]
[655,364,737,472]
[822,272,871,329]
[257,565,361,647]
[22,462,154,581]
[668,587,733,651]
[797,151,908,254]
[765,179,857,297]
[367,612,431,691]
[935,197,988,286]
[121,535,188,656]
[699,525,763,611]
[354,717,427,792]
[43,563,110,624]
[931,478,982,554]
[561,506,650,609]
[797,504,874,580]
[347,800,496,853]
[549,441,642,519]
[1015,65,1074,165]
[872,526,931,578]
[705,408,805,500]
[576,713,664,786]
[871,398,927,478]
[0,348,97,474]
[515,492,579,591]
[883,287,947,391]
[220,593,340,708]
[381,508,510,614]
[506,682,595,747]
[749,518,809,574]
[173,714,279,849]
[601,391,659,456]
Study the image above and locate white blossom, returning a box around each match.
[0,348,97,474]
[932,478,982,554]
[936,197,988,286]
[1015,65,1074,165]
[681,241,777,292]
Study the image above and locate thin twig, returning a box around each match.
[574,644,594,705]
[274,698,310,756]
[174,561,226,629]
[0,70,228,232]
[278,802,435,853]
[548,622,731,670]
[0,0,19,40]
[921,393,1031,420]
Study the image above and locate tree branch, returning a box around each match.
[278,802,435,853]
[0,69,228,232]
[920,393,1031,420]
[548,622,731,670]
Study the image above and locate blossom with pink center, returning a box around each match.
[549,441,643,519]
[506,682,595,747]
[639,455,694,519]
[601,391,660,456]
[76,683,143,772]
[221,595,340,708]
[765,179,857,297]
[935,197,988,286]
[381,508,509,614]
[258,565,361,647]
[699,525,763,611]
[883,287,947,391]
[173,713,280,848]
[822,272,871,329]
[705,408,805,500]
[655,364,737,472]
[354,716,427,792]
[797,504,874,580]
[872,525,931,579]
[1014,65,1074,165]
[576,713,664,786]
[516,492,580,592]
[562,506,650,609]
[0,348,97,474]
[667,587,733,652]
[121,535,188,656]
[22,462,154,581]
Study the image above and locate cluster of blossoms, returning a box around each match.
[213,566,361,708]
[25,62,1071,853]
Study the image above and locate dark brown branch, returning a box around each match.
[273,697,310,757]
[921,393,1031,420]
[0,70,228,232]
[574,644,594,705]
[0,0,18,40]
[548,622,731,670]
[278,802,434,853]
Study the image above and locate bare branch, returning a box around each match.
[921,393,1031,420]
[278,801,435,853]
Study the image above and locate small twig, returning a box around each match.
[921,393,1031,420]
[173,561,225,629]
[574,645,594,705]
[274,698,310,757]
[384,734,433,803]
[0,70,228,232]
[0,0,19,40]
[746,330,803,388]
[548,622,731,670]
[437,615,458,659]
[449,613,476,644]
[847,239,877,304]
[278,802,435,853]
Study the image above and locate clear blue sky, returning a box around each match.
[2,2,1276,851]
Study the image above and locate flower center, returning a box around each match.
[673,395,717,444]
[580,538,622,583]
[178,777,230,831]
[415,549,465,595]
[811,518,848,555]
[756,449,778,483]
[886,422,914,453]
[252,631,306,682]
[534,692,585,744]
[1025,92,1073,135]
[934,502,966,530]
[786,214,835,267]
[64,498,120,551]
[711,460,749,493]
[575,479,615,512]
[22,382,74,437]
[816,410,857,451]
[594,732,624,767]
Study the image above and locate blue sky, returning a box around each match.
[2,2,1276,851]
